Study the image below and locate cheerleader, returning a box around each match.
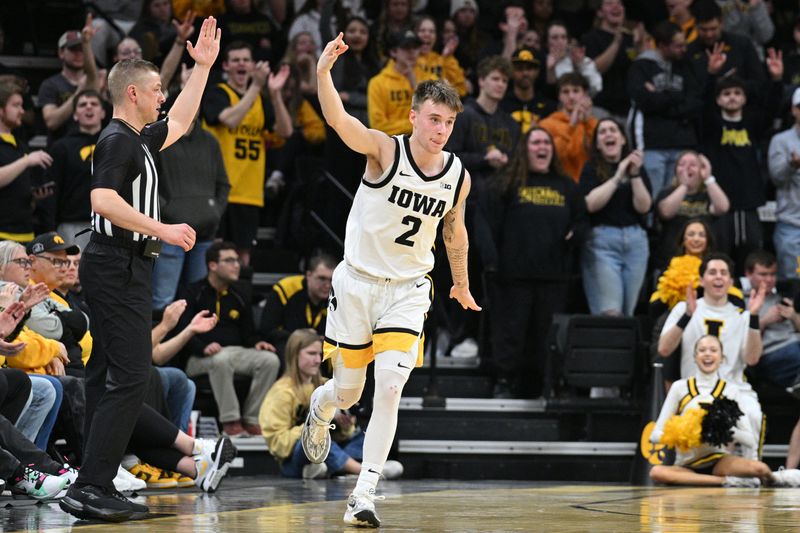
[650,335,800,487]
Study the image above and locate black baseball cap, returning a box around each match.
[511,48,541,67]
[26,232,80,256]
[387,30,422,50]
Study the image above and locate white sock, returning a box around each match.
[120,454,140,470]
[355,462,382,495]
[313,379,338,422]
[355,367,406,494]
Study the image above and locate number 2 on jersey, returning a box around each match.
[395,215,422,247]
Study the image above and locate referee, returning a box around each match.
[60,18,221,522]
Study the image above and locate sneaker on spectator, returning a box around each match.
[382,460,404,480]
[772,467,800,487]
[723,476,761,488]
[450,338,478,358]
[12,465,68,500]
[114,465,146,492]
[127,463,178,489]
[343,488,384,527]
[222,420,247,437]
[58,463,79,486]
[243,422,262,436]
[302,463,328,479]
[167,470,196,488]
[194,436,237,493]
[60,483,148,522]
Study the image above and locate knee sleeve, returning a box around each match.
[372,366,407,412]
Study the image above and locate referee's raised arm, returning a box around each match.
[163,16,221,150]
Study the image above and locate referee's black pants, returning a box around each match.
[78,239,155,487]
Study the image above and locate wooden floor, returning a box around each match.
[3,477,800,532]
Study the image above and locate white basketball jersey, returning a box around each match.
[344,135,465,280]
[664,299,749,383]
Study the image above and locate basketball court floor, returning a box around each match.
[2,477,800,532]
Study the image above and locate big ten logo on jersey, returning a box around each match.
[387,185,447,218]
[390,89,412,104]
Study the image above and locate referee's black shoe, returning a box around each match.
[60,483,149,522]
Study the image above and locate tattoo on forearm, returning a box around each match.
[443,208,456,245]
[447,243,468,287]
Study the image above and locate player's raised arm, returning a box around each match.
[443,171,481,311]
[317,33,392,161]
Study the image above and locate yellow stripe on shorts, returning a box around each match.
[373,328,425,368]
[324,337,374,368]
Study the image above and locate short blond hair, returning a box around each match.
[411,79,463,113]
[107,59,159,106]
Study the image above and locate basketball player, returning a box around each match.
[658,252,767,461]
[302,33,480,527]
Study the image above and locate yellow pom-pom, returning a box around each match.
[650,255,702,310]
[660,408,706,452]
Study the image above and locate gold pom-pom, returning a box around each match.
[650,255,702,310]
[660,408,706,452]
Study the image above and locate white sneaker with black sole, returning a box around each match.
[301,388,335,464]
[194,436,237,493]
[343,488,384,528]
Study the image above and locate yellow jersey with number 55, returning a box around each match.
[203,83,266,207]
[344,134,465,281]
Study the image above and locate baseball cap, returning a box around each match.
[58,31,82,49]
[26,232,80,256]
[511,48,541,67]
[387,30,422,50]
[450,0,479,17]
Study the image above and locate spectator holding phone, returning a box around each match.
[744,250,800,393]
[0,80,53,244]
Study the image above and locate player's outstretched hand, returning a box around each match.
[317,32,349,74]
[450,286,482,311]
[187,16,221,68]
[160,223,196,251]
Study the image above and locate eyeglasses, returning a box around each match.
[36,255,70,268]
[10,258,33,268]
[218,258,241,265]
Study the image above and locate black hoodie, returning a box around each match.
[155,123,230,240]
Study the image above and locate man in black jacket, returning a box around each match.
[258,253,335,356]
[45,89,105,252]
[182,241,279,437]
[151,114,230,312]
[627,20,702,201]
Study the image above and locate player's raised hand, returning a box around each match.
[186,16,221,68]
[450,286,482,311]
[318,32,349,74]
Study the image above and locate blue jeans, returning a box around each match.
[751,342,800,388]
[643,149,683,202]
[15,375,62,450]
[582,225,649,316]
[156,366,196,433]
[280,430,365,478]
[151,240,213,310]
[773,221,800,280]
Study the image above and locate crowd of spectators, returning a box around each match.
[4,0,800,484]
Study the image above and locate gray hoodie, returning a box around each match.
[768,126,800,228]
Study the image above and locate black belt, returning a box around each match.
[88,232,162,258]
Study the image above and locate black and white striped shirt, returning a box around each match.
[90,118,168,242]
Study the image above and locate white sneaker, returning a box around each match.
[381,460,404,480]
[343,488,385,528]
[12,466,69,500]
[194,436,238,493]
[58,464,79,486]
[772,467,800,487]
[723,476,761,488]
[450,338,478,358]
[115,465,147,492]
[301,388,335,464]
[302,463,328,479]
